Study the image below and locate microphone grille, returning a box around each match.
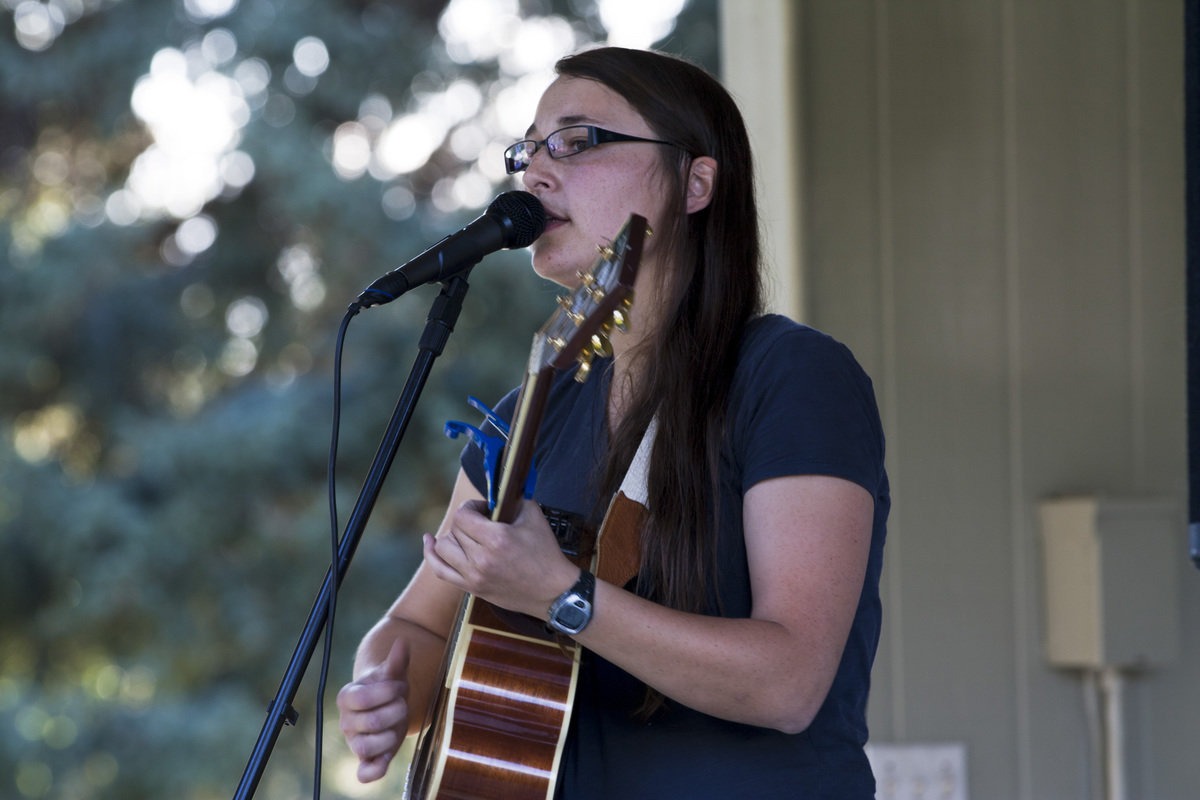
[489,190,546,248]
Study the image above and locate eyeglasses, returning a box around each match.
[504,125,681,174]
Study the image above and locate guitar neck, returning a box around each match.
[491,361,554,524]
[488,215,645,525]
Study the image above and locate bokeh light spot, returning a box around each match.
[598,0,686,47]
[225,296,268,339]
[175,214,218,256]
[183,0,238,22]
[293,36,330,77]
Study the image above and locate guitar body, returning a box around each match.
[404,215,648,800]
[405,598,579,800]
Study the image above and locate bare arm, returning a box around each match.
[337,469,482,782]
[426,473,874,733]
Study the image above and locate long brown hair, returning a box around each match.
[557,47,763,651]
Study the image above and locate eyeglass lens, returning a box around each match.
[505,126,594,173]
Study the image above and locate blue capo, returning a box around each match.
[444,396,537,512]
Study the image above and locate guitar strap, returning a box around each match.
[594,416,656,588]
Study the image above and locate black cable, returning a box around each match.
[313,306,358,798]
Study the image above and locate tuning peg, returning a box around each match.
[576,270,596,287]
[549,335,566,352]
[575,353,594,383]
[590,332,613,358]
[611,306,630,332]
[557,295,584,324]
[596,244,615,260]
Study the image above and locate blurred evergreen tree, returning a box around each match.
[0,0,717,797]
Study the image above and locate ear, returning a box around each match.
[684,156,717,214]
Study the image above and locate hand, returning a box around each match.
[423,498,577,619]
[336,638,411,783]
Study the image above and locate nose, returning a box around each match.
[521,146,555,190]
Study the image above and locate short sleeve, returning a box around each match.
[732,319,885,497]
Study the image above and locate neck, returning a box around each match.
[605,261,664,428]
[606,334,638,430]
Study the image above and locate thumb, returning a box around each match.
[381,636,410,681]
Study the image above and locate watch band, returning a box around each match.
[571,569,595,605]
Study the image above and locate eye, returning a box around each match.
[562,134,589,153]
[550,128,591,156]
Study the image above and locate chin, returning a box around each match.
[532,265,582,290]
[531,251,587,289]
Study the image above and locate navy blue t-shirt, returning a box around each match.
[461,314,889,799]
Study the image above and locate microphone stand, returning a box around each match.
[234,273,473,799]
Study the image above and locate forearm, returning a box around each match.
[571,581,839,733]
[571,476,872,732]
[426,478,872,734]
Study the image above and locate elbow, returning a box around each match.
[761,675,832,735]
[763,690,820,734]
[761,643,846,734]
[769,703,820,736]
[719,682,821,733]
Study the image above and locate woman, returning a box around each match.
[337,47,889,798]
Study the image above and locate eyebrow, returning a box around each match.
[524,114,602,139]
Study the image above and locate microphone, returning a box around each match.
[354,190,546,308]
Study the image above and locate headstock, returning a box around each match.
[530,214,647,382]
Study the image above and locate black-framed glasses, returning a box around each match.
[504,125,680,174]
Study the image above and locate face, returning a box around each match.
[518,76,677,290]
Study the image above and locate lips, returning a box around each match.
[538,201,569,228]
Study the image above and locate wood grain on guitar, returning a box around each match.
[405,215,647,800]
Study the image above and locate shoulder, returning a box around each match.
[486,360,604,425]
[728,315,885,492]
[735,314,869,390]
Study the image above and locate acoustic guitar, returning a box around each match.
[404,214,648,800]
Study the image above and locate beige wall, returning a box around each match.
[724,1,1196,798]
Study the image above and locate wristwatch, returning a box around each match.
[546,569,595,635]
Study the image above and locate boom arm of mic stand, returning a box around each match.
[233,273,473,799]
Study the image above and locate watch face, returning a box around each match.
[556,598,588,630]
[549,573,594,635]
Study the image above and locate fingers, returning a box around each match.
[338,689,407,782]
[460,497,490,516]
[428,500,563,604]
[350,731,402,783]
[336,672,408,733]
[337,640,412,783]
[449,500,491,541]
[338,699,407,782]
[356,750,395,784]
[423,533,461,584]
[355,753,398,786]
